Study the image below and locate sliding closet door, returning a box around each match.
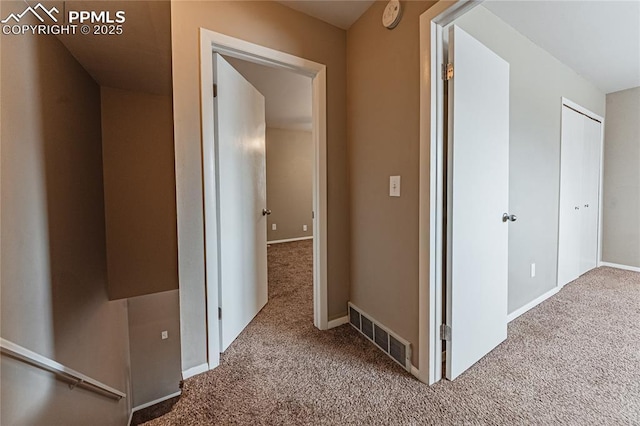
[579,117,602,274]
[558,106,584,286]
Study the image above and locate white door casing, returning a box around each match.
[199,29,328,375]
[214,53,268,352]
[446,25,510,380]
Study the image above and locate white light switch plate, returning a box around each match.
[390,176,401,197]
[161,331,168,340]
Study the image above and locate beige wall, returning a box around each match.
[266,128,313,242]
[347,0,435,367]
[128,290,182,408]
[454,6,606,312]
[171,1,350,372]
[0,3,130,424]
[100,87,178,300]
[602,87,640,268]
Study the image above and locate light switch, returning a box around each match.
[161,331,168,340]
[390,176,401,197]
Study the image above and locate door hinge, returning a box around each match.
[312,211,315,219]
[442,63,453,81]
[440,324,451,341]
[218,307,222,319]
[213,84,217,98]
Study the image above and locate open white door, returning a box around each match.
[214,53,268,352]
[446,26,510,380]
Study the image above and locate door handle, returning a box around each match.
[502,213,517,222]
[262,209,272,216]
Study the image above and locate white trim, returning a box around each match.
[418,0,481,386]
[181,363,209,380]
[131,391,182,414]
[599,262,640,273]
[561,97,604,123]
[327,315,348,329]
[0,337,126,399]
[410,365,420,379]
[507,287,560,323]
[199,29,329,372]
[127,410,133,426]
[267,236,314,244]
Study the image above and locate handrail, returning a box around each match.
[0,337,126,400]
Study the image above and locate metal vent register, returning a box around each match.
[347,302,412,371]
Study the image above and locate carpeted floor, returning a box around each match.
[145,240,640,425]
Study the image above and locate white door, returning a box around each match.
[579,116,601,274]
[558,106,584,286]
[214,53,268,352]
[446,26,510,381]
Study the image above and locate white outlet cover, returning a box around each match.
[303,225,307,231]
[272,223,277,231]
[530,263,536,278]
[390,176,401,197]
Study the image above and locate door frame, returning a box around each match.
[199,29,329,369]
[417,0,481,385]
[558,97,605,289]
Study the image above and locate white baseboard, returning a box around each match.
[128,391,182,425]
[507,287,560,322]
[327,315,348,328]
[182,363,208,380]
[599,261,640,273]
[410,365,420,378]
[267,236,313,244]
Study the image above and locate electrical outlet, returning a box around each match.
[161,331,168,340]
[272,223,277,231]
[530,263,536,278]
[303,225,307,231]
[390,176,401,197]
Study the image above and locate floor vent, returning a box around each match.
[347,302,412,372]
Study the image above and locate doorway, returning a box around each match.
[219,54,315,349]
[419,0,608,385]
[199,29,328,370]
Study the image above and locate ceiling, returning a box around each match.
[225,56,312,131]
[55,0,172,96]
[483,1,640,94]
[277,0,375,29]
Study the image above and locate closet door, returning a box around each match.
[558,106,584,287]
[579,117,601,274]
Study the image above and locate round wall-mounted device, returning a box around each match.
[382,0,402,29]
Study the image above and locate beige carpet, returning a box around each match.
[146,241,640,425]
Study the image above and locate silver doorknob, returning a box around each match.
[502,213,517,222]
[262,209,272,216]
